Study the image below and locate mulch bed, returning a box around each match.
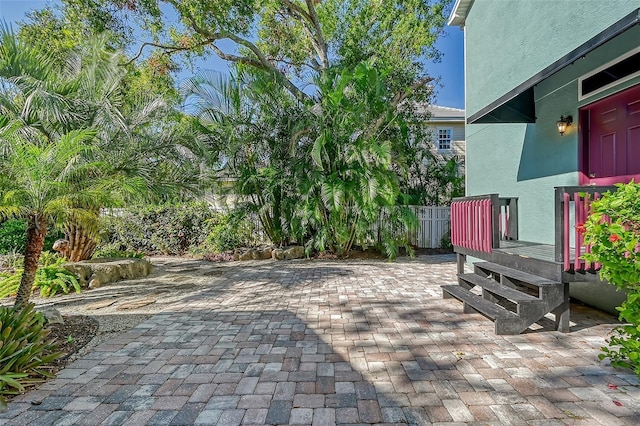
[46,315,99,370]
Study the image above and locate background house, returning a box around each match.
[420,104,466,174]
[443,1,640,331]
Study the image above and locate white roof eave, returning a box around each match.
[448,0,475,27]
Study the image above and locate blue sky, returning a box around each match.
[0,0,465,109]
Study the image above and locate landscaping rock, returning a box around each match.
[255,248,273,260]
[63,264,93,284]
[88,270,110,289]
[117,298,156,310]
[63,258,152,289]
[86,299,117,310]
[230,246,295,261]
[284,246,305,260]
[272,248,285,261]
[235,247,274,261]
[238,250,254,261]
[42,308,64,325]
[271,246,305,261]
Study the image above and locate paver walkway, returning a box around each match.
[2,256,639,425]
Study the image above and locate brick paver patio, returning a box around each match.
[2,256,639,425]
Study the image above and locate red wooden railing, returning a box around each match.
[451,194,500,253]
[555,186,616,272]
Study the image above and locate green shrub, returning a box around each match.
[0,220,26,254]
[203,214,254,254]
[97,203,219,255]
[0,272,20,300]
[582,182,640,377]
[0,304,62,406]
[34,266,81,298]
[0,259,80,300]
[0,219,65,255]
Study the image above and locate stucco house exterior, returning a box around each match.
[443,1,640,334]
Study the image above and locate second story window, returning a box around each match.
[438,128,452,151]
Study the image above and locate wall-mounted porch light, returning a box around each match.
[556,115,573,135]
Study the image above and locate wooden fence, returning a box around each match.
[406,205,451,248]
[249,205,451,249]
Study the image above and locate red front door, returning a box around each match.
[581,84,640,185]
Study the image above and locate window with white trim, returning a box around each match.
[437,128,452,151]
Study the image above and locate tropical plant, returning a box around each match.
[185,61,436,258]
[582,182,640,377]
[34,265,81,297]
[0,125,104,307]
[0,27,204,262]
[0,304,62,408]
[0,264,81,300]
[0,272,17,300]
[0,251,70,299]
[294,61,419,257]
[183,69,302,246]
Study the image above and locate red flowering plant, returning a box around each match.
[582,182,640,377]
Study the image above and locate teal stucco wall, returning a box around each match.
[463,1,640,244]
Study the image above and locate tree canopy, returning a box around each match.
[59,0,450,103]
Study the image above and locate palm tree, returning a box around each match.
[0,27,204,261]
[183,69,304,246]
[295,62,418,257]
[0,124,105,307]
[184,62,420,258]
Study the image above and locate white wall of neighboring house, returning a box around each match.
[420,105,466,175]
[204,178,239,211]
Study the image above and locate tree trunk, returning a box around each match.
[273,184,283,245]
[65,220,98,262]
[64,209,100,262]
[14,214,47,308]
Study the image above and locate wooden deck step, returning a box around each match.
[442,285,518,320]
[474,262,559,286]
[458,273,540,303]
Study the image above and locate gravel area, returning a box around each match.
[1,256,235,359]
